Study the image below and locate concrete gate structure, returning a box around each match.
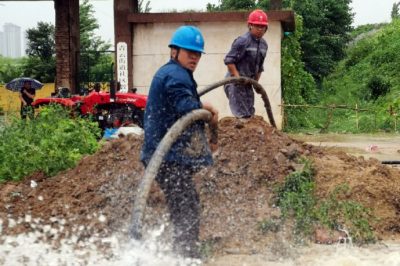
[4,0,294,128]
[114,1,294,129]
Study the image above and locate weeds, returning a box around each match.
[315,184,376,243]
[276,159,316,238]
[273,159,375,244]
[200,238,220,258]
[258,218,281,233]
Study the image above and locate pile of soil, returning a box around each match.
[0,116,399,255]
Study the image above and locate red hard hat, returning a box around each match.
[248,9,268,26]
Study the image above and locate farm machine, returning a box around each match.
[32,86,147,130]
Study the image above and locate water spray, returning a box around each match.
[130,77,276,239]
[129,109,213,239]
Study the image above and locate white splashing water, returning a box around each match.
[0,217,201,266]
[1,216,400,266]
[0,235,202,266]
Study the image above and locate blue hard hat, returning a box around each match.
[169,25,205,53]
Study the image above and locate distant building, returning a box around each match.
[0,31,4,56]
[1,23,22,58]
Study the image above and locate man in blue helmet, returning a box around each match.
[140,25,218,259]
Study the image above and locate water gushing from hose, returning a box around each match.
[130,77,276,239]
[130,109,213,239]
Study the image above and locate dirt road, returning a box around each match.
[290,133,400,163]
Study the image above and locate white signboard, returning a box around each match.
[117,42,128,93]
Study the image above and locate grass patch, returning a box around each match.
[315,184,376,243]
[273,159,375,244]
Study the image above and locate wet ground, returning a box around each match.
[1,116,400,265]
[290,133,400,163]
[206,242,400,266]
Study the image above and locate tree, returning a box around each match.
[24,22,56,82]
[25,22,55,61]
[281,16,317,129]
[139,0,152,13]
[21,1,114,84]
[79,0,111,53]
[392,2,400,19]
[78,0,113,87]
[0,56,24,83]
[207,0,256,11]
[288,0,353,83]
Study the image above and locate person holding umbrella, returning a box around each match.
[6,77,43,119]
[19,80,36,119]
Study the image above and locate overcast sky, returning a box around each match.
[0,0,396,52]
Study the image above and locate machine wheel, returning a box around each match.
[94,103,144,130]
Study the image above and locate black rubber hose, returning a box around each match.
[130,77,273,239]
[198,76,276,128]
[381,161,400,165]
[130,109,213,239]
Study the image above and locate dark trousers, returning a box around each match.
[21,105,34,120]
[155,162,201,258]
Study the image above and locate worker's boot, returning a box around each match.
[173,235,201,259]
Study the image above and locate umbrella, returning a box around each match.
[5,77,44,92]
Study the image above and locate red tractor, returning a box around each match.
[32,87,147,130]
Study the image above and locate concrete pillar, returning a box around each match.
[54,0,80,94]
[114,0,137,92]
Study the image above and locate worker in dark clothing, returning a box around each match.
[140,25,218,259]
[224,9,269,118]
[19,80,36,119]
[93,82,101,92]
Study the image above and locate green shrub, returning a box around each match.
[290,20,400,133]
[275,159,375,244]
[366,76,391,100]
[276,160,316,238]
[0,105,101,181]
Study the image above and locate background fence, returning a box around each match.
[281,103,399,133]
[1,89,399,133]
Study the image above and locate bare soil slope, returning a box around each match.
[1,116,399,255]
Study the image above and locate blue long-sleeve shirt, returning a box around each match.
[223,31,268,117]
[224,31,268,78]
[140,59,213,167]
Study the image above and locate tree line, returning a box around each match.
[0,0,112,85]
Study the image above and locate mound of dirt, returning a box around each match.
[0,116,399,255]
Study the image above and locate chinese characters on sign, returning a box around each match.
[117,42,128,92]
